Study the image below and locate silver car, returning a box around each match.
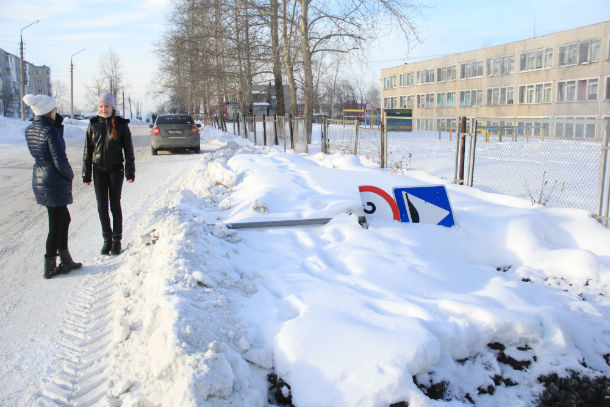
[150,114,201,155]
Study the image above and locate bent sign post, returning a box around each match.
[359,185,455,227]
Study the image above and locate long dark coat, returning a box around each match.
[24,115,74,207]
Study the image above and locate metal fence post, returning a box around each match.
[596,118,610,226]
[263,114,267,146]
[380,120,386,169]
[274,114,279,145]
[467,119,478,187]
[253,114,257,145]
[289,116,294,150]
[456,116,467,185]
[321,117,328,154]
[353,120,359,155]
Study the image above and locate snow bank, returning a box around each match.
[95,127,610,406]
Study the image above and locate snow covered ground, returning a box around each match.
[0,116,609,407]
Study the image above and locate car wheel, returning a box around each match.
[151,147,158,155]
[194,146,200,154]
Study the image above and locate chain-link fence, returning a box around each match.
[467,118,609,223]
[226,114,610,225]
[385,131,457,181]
[325,119,358,155]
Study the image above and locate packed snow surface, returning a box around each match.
[0,116,608,406]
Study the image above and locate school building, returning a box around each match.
[380,21,610,138]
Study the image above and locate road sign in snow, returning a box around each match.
[393,185,455,227]
[358,185,401,220]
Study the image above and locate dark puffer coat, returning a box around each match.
[25,115,74,207]
[82,115,135,183]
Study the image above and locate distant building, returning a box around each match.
[0,48,52,118]
[380,21,610,138]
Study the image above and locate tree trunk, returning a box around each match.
[270,0,285,116]
[297,0,313,141]
[281,0,297,117]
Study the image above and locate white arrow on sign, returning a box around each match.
[403,192,450,225]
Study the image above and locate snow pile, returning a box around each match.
[97,128,609,406]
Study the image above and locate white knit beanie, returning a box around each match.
[23,94,56,116]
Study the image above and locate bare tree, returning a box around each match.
[51,79,68,114]
[295,0,420,138]
[98,48,123,98]
[281,0,299,116]
[269,0,285,116]
[1,79,16,117]
[85,77,107,111]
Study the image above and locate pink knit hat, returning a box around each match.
[97,93,116,109]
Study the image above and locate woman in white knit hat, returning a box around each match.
[23,94,82,279]
[82,93,135,255]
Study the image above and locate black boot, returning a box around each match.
[58,249,82,272]
[110,234,122,255]
[43,255,70,278]
[101,233,112,255]
[44,255,60,279]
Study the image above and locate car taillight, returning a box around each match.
[152,126,160,136]
[190,125,198,135]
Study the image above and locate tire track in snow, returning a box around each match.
[37,267,116,407]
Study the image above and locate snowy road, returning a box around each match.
[0,123,201,405]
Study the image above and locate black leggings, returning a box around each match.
[93,166,124,235]
[46,206,70,256]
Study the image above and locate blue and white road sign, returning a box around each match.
[393,185,455,227]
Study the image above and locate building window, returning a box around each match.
[518,83,551,104]
[406,95,414,108]
[487,86,514,105]
[417,69,435,84]
[399,73,415,87]
[558,78,597,102]
[437,91,456,107]
[400,95,407,107]
[555,117,597,139]
[486,55,515,76]
[519,48,552,71]
[459,90,482,107]
[417,93,435,108]
[605,77,610,99]
[436,65,457,82]
[460,60,483,79]
[559,39,601,66]
[383,75,397,89]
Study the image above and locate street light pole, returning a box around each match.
[70,49,85,118]
[19,19,40,120]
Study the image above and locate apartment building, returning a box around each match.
[0,48,52,118]
[380,21,610,138]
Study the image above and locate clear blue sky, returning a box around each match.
[0,0,170,113]
[0,0,609,113]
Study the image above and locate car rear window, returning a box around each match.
[156,115,194,125]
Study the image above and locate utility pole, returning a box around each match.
[20,19,40,120]
[70,49,85,118]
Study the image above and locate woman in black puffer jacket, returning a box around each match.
[82,93,135,255]
[23,94,82,279]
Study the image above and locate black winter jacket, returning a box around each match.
[82,115,135,183]
[25,115,74,207]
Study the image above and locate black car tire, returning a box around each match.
[151,147,158,155]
